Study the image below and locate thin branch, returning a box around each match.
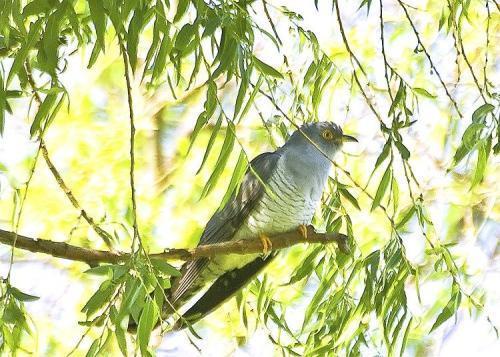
[333,0,367,77]
[493,0,500,12]
[0,226,349,265]
[40,142,114,248]
[118,37,141,250]
[447,0,487,102]
[484,0,491,96]
[379,0,394,102]
[262,0,283,46]
[24,63,114,249]
[334,0,384,124]
[397,0,463,118]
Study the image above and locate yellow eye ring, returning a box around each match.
[321,129,334,140]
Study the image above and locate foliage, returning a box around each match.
[0,0,499,355]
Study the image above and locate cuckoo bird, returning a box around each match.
[130,121,356,331]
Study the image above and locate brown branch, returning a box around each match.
[0,226,349,266]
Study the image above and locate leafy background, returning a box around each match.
[0,0,499,355]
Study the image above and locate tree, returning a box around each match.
[0,0,498,355]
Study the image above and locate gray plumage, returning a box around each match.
[168,121,355,324]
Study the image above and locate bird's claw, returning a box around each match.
[298,224,308,239]
[259,234,272,255]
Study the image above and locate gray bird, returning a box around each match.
[160,122,355,329]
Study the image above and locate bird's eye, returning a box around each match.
[321,129,334,140]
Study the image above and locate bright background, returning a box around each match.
[0,0,499,355]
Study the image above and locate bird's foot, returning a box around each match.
[298,224,308,240]
[259,234,272,255]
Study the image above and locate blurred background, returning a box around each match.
[0,0,499,355]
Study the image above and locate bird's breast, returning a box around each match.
[203,158,326,278]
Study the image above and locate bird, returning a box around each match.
[132,121,356,331]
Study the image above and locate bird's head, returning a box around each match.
[284,121,357,162]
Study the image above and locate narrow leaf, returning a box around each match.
[253,56,283,79]
[371,165,391,212]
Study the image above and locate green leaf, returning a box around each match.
[174,23,195,53]
[9,287,40,302]
[86,339,100,357]
[430,283,461,332]
[472,139,488,187]
[395,141,410,160]
[22,0,52,17]
[196,114,223,173]
[84,265,114,277]
[115,324,128,357]
[88,0,106,50]
[30,92,58,137]
[200,123,235,198]
[233,76,248,120]
[174,0,190,22]
[7,19,43,85]
[239,75,263,121]
[154,33,173,81]
[150,258,181,277]
[462,123,485,150]
[373,139,391,172]
[370,165,391,212]
[302,268,336,330]
[285,246,322,285]
[413,87,436,98]
[388,80,405,117]
[127,6,146,72]
[212,34,237,79]
[2,301,25,324]
[396,205,416,229]
[339,187,360,210]
[188,81,218,154]
[81,280,116,317]
[471,103,494,123]
[137,300,158,356]
[253,56,283,79]
[0,70,5,135]
[219,149,248,208]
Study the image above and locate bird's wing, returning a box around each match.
[173,254,275,330]
[169,151,281,305]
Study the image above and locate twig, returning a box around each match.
[262,0,283,46]
[484,0,491,96]
[118,37,141,250]
[24,63,114,249]
[40,142,113,248]
[334,0,384,124]
[0,226,349,265]
[447,0,487,102]
[333,0,367,77]
[397,0,463,118]
[379,0,394,102]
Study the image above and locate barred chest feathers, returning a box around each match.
[205,152,330,275]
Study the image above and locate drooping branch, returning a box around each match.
[24,63,115,249]
[397,0,463,118]
[0,226,349,266]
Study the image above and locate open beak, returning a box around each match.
[342,134,358,143]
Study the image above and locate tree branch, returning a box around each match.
[24,63,115,249]
[0,226,349,266]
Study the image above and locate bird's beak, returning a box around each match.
[341,134,358,143]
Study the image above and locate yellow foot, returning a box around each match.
[298,224,308,240]
[259,234,272,255]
